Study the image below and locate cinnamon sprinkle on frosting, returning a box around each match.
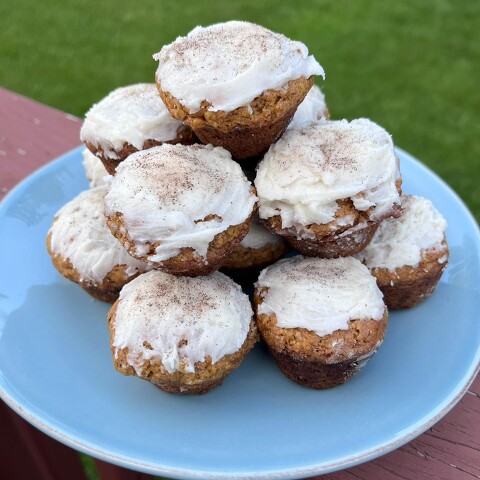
[154,21,324,113]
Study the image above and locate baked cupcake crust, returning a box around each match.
[263,192,402,258]
[280,220,380,258]
[157,76,314,159]
[222,241,288,270]
[220,241,289,285]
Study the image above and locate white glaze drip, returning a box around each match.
[82,148,110,188]
[288,84,327,130]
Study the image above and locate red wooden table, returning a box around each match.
[1,87,479,480]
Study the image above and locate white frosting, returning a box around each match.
[256,256,385,336]
[49,186,150,283]
[356,195,448,271]
[153,21,324,113]
[288,85,327,130]
[104,144,257,263]
[80,83,184,159]
[240,218,283,249]
[82,148,111,188]
[112,270,253,374]
[255,119,401,233]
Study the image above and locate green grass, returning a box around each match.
[0,1,478,477]
[1,0,479,221]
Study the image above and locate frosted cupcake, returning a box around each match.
[221,216,288,284]
[255,119,402,258]
[254,256,387,389]
[47,186,150,302]
[153,21,324,159]
[108,270,258,394]
[287,84,329,130]
[356,195,448,309]
[82,148,110,188]
[80,83,195,174]
[104,144,257,276]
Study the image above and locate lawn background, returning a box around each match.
[1,0,479,223]
[1,0,479,478]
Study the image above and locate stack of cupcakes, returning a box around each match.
[47,20,449,394]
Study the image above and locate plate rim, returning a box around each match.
[1,145,479,479]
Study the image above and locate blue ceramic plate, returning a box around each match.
[0,146,479,479]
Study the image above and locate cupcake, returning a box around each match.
[82,148,110,188]
[221,216,288,284]
[254,256,387,389]
[108,270,258,394]
[287,84,329,130]
[80,83,196,174]
[104,144,257,276]
[153,21,324,160]
[356,194,449,309]
[255,119,402,258]
[46,185,150,302]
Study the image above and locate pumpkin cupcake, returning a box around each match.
[255,118,402,258]
[153,21,324,160]
[47,185,150,302]
[108,270,258,394]
[254,256,387,389]
[356,194,448,309]
[80,83,195,174]
[104,144,257,276]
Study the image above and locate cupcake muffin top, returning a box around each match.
[288,84,327,130]
[104,144,257,263]
[49,185,149,283]
[240,218,284,250]
[256,256,385,336]
[82,148,110,188]
[356,194,448,271]
[80,84,184,159]
[153,21,324,114]
[255,118,401,229]
[112,270,253,374]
